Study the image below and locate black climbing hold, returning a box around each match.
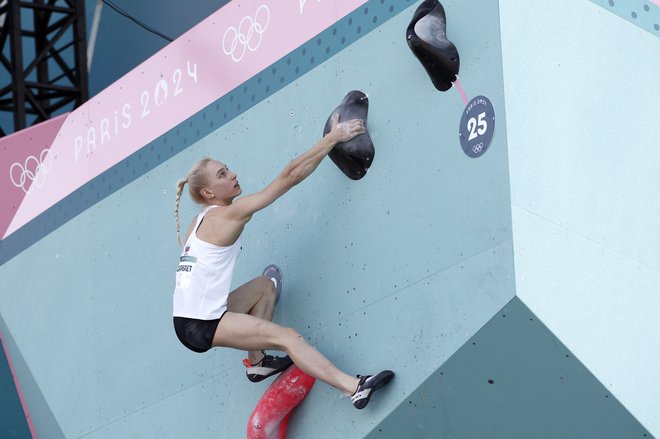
[406,0,460,91]
[323,90,375,180]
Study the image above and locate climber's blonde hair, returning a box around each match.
[174,157,213,246]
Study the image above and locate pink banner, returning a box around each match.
[0,114,67,239]
[2,0,368,239]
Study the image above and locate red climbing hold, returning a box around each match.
[247,365,315,439]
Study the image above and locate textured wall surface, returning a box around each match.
[0,0,513,437]
[366,298,651,439]
[1,0,657,438]
[501,0,660,435]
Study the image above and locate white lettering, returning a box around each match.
[100,118,110,144]
[187,61,197,83]
[155,79,168,106]
[173,68,183,96]
[74,136,83,162]
[86,127,96,155]
[122,103,131,129]
[69,61,200,164]
[141,91,150,118]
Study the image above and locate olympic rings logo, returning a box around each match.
[222,5,270,62]
[9,148,53,194]
[299,0,321,14]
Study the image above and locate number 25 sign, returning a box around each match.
[459,95,495,158]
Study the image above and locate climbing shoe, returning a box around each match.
[244,352,293,382]
[351,370,395,409]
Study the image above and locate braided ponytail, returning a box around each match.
[174,178,187,247]
[174,157,214,246]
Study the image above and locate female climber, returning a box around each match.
[172,114,393,409]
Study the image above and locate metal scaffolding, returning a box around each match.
[0,0,88,137]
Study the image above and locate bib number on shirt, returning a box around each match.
[176,255,197,289]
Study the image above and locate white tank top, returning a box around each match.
[173,205,242,319]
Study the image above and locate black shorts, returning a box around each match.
[173,313,225,353]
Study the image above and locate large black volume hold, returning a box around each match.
[323,90,374,180]
[406,0,460,91]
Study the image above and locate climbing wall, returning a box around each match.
[501,0,660,435]
[0,0,656,438]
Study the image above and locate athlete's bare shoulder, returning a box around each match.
[197,205,245,246]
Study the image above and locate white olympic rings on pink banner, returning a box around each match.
[222,5,270,62]
[9,148,53,194]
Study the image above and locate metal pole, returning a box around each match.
[8,0,25,131]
